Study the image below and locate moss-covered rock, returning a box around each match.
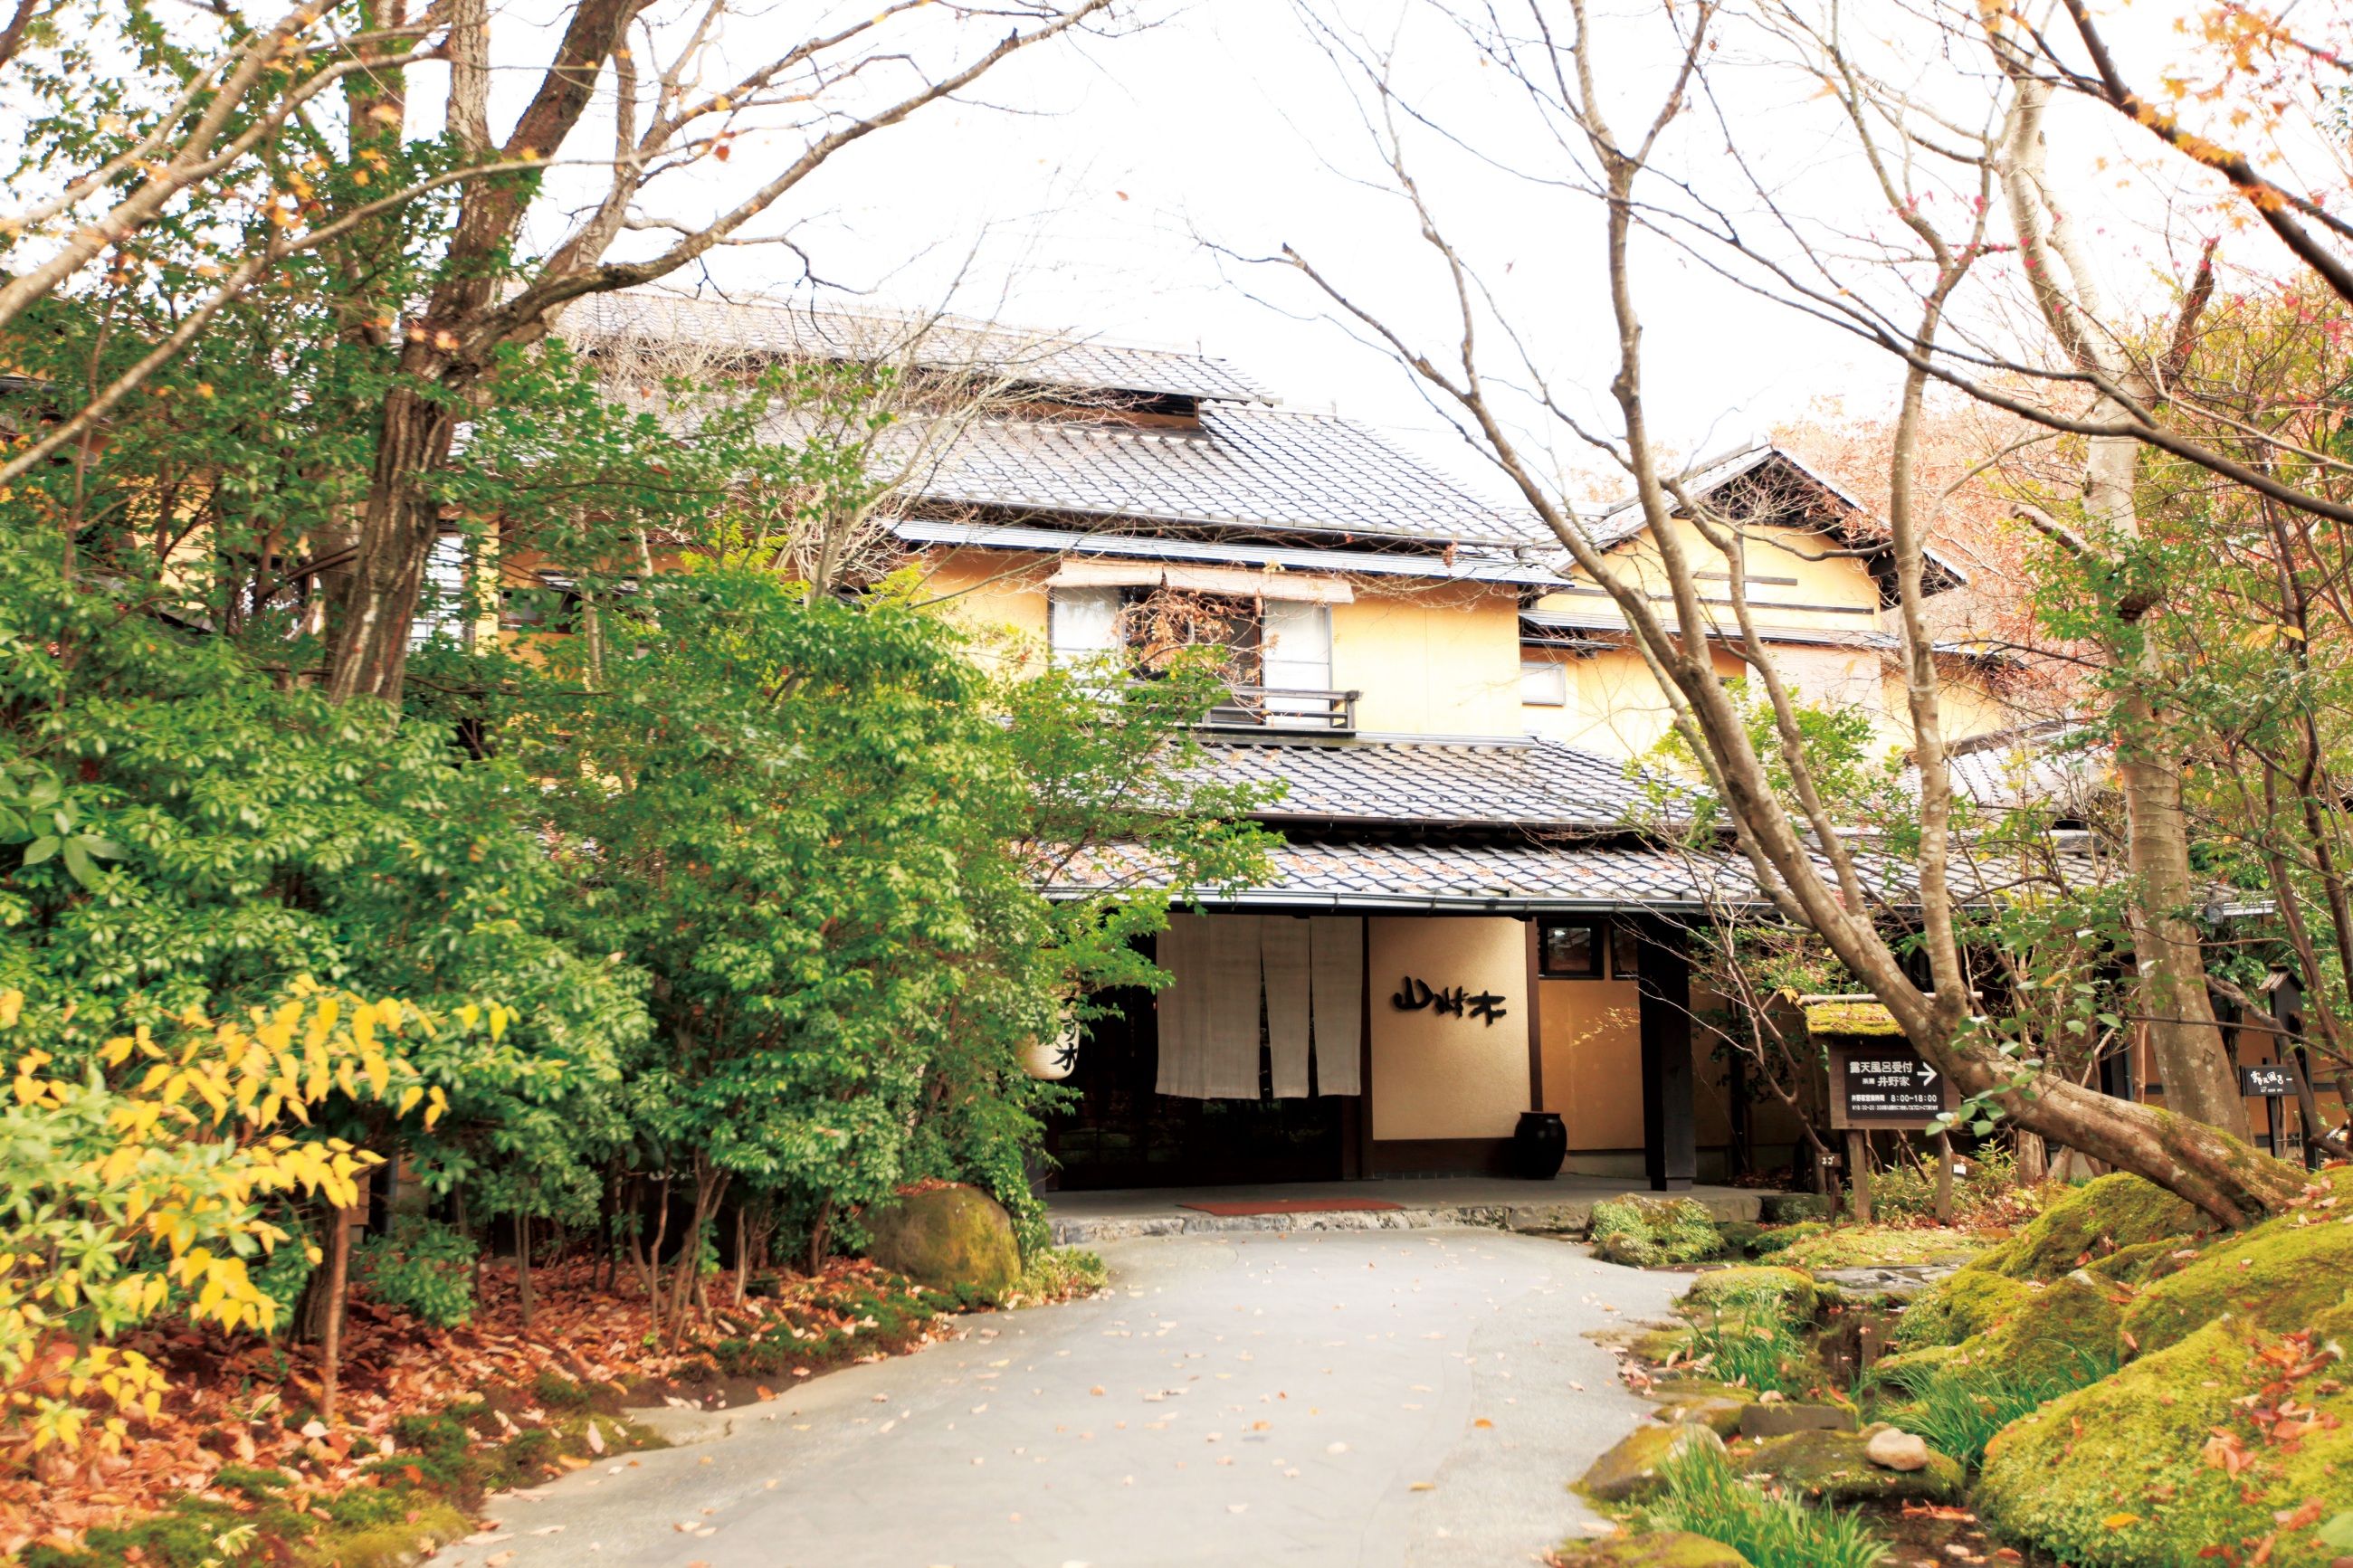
[1634,1326,1696,1363]
[1862,1341,1959,1393]
[1646,1378,1760,1406]
[1967,1269,2127,1386]
[1682,1266,1817,1319]
[861,1184,1020,1296]
[2083,1237,2196,1286]
[1744,1221,1824,1258]
[1579,1422,1729,1503]
[1713,1221,1767,1258]
[1968,1172,2211,1283]
[1977,1313,2353,1568]
[1777,1224,1978,1273]
[1891,1269,2029,1349]
[1553,1531,1754,1568]
[1652,1395,1750,1437]
[1592,1197,1729,1269]
[2120,1204,2353,1355]
[1736,1425,1962,1504]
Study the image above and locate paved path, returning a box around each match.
[437,1229,1682,1568]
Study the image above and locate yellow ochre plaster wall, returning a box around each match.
[1539,978,1643,1151]
[1367,917,1530,1140]
[1331,583,1524,736]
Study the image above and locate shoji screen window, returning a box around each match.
[1261,600,1332,720]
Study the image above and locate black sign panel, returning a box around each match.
[2239,1063,2301,1098]
[1837,1048,1947,1126]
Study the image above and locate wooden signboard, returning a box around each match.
[1828,1042,1957,1130]
[2239,1062,2300,1099]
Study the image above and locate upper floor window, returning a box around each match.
[1049,583,1334,694]
[1520,660,1567,707]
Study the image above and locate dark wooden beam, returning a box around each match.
[1638,918,1697,1192]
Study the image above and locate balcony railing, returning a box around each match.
[1203,685,1360,734]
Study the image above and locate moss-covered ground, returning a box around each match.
[1593,1164,2353,1568]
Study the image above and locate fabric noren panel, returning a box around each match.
[1262,917,1313,1098]
[1308,916,1364,1096]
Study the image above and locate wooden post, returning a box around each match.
[1846,1129,1872,1224]
[1637,920,1696,1193]
[1523,917,1546,1112]
[1934,1130,1954,1223]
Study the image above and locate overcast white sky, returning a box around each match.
[500,0,2293,503]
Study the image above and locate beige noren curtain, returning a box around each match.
[1309,916,1364,1095]
[1262,918,1312,1098]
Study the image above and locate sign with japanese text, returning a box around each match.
[2239,1063,2300,1098]
[1391,976,1509,1027]
[1830,1044,1953,1128]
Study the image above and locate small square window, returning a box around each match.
[1520,660,1567,707]
[1538,919,1604,977]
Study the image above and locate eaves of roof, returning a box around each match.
[896,519,1572,587]
[1521,608,1900,651]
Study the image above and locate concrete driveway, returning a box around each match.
[432,1228,1683,1568]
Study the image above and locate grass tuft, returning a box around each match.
[1683,1283,1811,1394]
[1873,1345,2120,1468]
[1638,1441,1887,1568]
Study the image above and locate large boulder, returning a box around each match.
[1977,1307,2353,1568]
[1590,1197,1729,1268]
[1967,1172,2211,1282]
[2119,1206,2353,1356]
[1578,1422,1727,1503]
[1739,1426,1961,1505]
[861,1184,1020,1297]
[1553,1533,1753,1568]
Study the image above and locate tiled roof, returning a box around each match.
[1053,834,1753,912]
[1193,736,1650,830]
[567,290,1265,402]
[899,403,1540,548]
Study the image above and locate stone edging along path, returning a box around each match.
[1047,1191,1768,1246]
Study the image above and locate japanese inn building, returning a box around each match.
[568,295,2019,1196]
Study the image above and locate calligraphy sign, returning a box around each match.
[1392,976,1509,1027]
[1828,1043,1955,1129]
[2239,1063,2300,1098]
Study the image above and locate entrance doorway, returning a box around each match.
[1043,977,1348,1190]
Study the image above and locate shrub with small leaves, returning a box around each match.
[355,1219,477,1328]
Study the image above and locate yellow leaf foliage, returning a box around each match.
[0,980,479,1457]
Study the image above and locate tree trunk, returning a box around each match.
[2015,1126,2048,1183]
[805,1197,834,1278]
[2114,682,2248,1136]
[515,1210,534,1330]
[664,1159,729,1340]
[319,1203,352,1425]
[324,387,458,704]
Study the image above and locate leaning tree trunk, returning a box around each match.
[1943,1044,2301,1228]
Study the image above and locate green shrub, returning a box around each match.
[1638,1440,1886,1568]
[1590,1197,1728,1268]
[1011,1247,1106,1301]
[1746,1221,1825,1257]
[355,1219,477,1328]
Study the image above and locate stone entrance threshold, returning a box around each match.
[1044,1174,1782,1245]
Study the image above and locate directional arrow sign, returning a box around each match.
[1834,1046,1949,1126]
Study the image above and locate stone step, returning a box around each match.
[1047,1189,1767,1247]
